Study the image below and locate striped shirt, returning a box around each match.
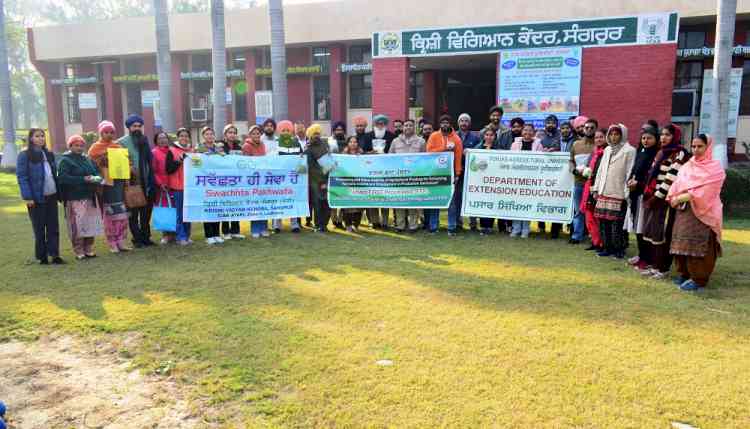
[653,150,690,200]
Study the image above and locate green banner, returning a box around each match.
[328,153,454,209]
[373,13,678,58]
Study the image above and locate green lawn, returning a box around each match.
[1,171,749,428]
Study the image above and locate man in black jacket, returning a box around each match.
[118,114,156,248]
[362,114,397,229]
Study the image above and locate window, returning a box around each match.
[191,53,211,72]
[123,58,143,75]
[64,63,79,79]
[192,80,211,108]
[314,76,330,120]
[739,61,750,115]
[125,84,142,116]
[348,45,372,63]
[231,52,246,70]
[257,48,271,68]
[234,84,247,121]
[678,31,706,49]
[674,61,704,90]
[65,86,80,123]
[410,72,424,108]
[312,47,330,73]
[349,74,371,108]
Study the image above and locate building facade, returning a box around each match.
[26,0,750,160]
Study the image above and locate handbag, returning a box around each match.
[124,183,147,208]
[152,191,177,232]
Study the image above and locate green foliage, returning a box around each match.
[722,166,750,215]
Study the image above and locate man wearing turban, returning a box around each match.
[362,114,397,229]
[118,114,155,248]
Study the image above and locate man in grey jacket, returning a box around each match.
[479,105,513,150]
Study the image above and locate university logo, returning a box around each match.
[637,15,667,45]
[436,154,449,167]
[379,32,403,56]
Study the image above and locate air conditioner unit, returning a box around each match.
[191,108,208,122]
[671,89,698,119]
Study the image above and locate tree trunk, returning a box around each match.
[211,0,227,133]
[154,0,175,131]
[0,0,17,168]
[711,0,736,168]
[268,0,288,120]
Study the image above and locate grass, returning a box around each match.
[1,171,750,428]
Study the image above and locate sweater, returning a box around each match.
[16,148,58,203]
[569,137,595,184]
[646,149,691,201]
[57,151,100,202]
[426,130,463,176]
[592,143,637,200]
[305,138,330,185]
[388,134,426,153]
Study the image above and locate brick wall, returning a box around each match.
[372,57,409,129]
[580,44,677,142]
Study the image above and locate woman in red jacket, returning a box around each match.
[165,128,194,245]
[151,131,175,244]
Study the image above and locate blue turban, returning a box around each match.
[332,121,346,133]
[125,114,144,128]
[372,114,390,125]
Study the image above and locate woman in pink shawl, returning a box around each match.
[667,134,726,291]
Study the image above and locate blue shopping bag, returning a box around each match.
[152,192,177,232]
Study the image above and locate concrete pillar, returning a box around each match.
[329,44,347,124]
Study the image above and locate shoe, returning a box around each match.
[596,250,611,257]
[334,222,345,230]
[75,254,86,260]
[640,268,657,276]
[133,242,144,249]
[110,247,120,254]
[39,258,49,265]
[584,245,599,251]
[206,237,217,245]
[612,252,625,260]
[346,226,354,232]
[673,276,689,286]
[214,236,224,244]
[480,229,491,236]
[651,271,669,280]
[627,256,640,266]
[292,227,301,233]
[176,240,189,246]
[520,234,529,239]
[119,246,133,252]
[510,233,520,238]
[251,233,261,238]
[222,235,233,240]
[429,230,437,235]
[447,230,457,237]
[679,280,701,291]
[143,240,156,247]
[568,239,580,245]
[85,253,97,258]
[160,237,171,245]
[634,260,650,271]
[274,228,281,234]
[394,228,405,233]
[261,230,271,237]
[372,223,381,229]
[231,234,245,240]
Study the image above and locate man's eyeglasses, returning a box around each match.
[583,125,595,129]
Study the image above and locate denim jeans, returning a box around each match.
[173,191,191,241]
[251,220,268,235]
[571,183,586,241]
[511,220,530,237]
[448,178,462,231]
[424,209,440,232]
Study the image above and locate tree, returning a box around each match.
[710,0,736,168]
[153,0,174,131]
[211,0,227,132]
[268,0,288,120]
[0,0,17,168]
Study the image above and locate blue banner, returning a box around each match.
[183,154,310,222]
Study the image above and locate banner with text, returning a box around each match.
[328,153,454,209]
[183,154,309,222]
[498,47,582,128]
[461,150,574,223]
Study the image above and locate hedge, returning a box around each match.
[722,166,750,216]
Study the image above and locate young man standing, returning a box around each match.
[388,119,426,232]
[456,113,480,232]
[479,105,514,150]
[426,114,463,235]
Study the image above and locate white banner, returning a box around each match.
[461,150,575,223]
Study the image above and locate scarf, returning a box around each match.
[667,136,726,241]
[606,124,629,158]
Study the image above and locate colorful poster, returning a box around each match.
[699,68,743,138]
[328,153,454,209]
[78,92,97,109]
[107,148,131,180]
[497,47,582,128]
[461,150,574,223]
[183,154,310,222]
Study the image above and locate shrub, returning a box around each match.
[722,166,750,216]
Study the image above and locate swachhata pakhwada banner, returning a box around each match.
[328,153,454,209]
[461,150,574,223]
[183,154,310,222]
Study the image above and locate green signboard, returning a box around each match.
[373,12,678,58]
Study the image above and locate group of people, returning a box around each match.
[16,106,727,291]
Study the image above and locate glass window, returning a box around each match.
[192,80,211,108]
[65,86,80,123]
[64,63,79,79]
[231,52,246,70]
[191,53,212,72]
[349,73,371,109]
[123,58,142,75]
[125,84,142,116]
[256,48,271,68]
[312,47,330,73]
[314,76,330,120]
[674,61,704,90]
[739,61,750,115]
[409,72,424,108]
[348,45,372,63]
[678,31,706,49]
[233,82,247,121]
